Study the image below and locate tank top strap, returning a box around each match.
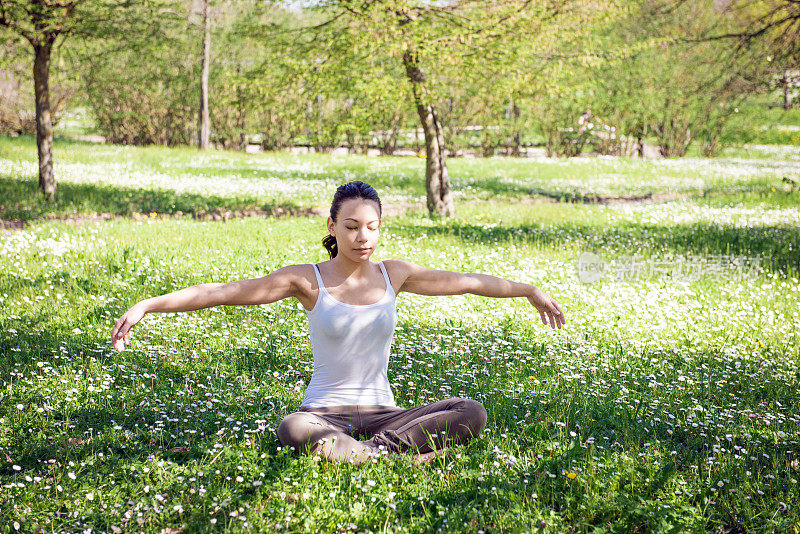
[378,261,395,297]
[311,263,326,290]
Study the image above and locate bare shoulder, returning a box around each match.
[270,264,319,311]
[278,263,317,291]
[382,259,413,277]
[382,259,427,293]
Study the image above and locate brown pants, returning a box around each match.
[277,397,487,464]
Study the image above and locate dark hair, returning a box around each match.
[322,181,382,258]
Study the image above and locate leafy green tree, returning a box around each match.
[282,1,607,216]
[1,27,75,136]
[78,0,205,146]
[0,0,89,199]
[707,0,799,110]
[0,0,179,199]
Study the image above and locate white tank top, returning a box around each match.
[300,261,398,408]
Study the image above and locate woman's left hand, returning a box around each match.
[527,287,566,330]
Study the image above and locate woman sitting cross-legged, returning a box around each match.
[111,180,566,464]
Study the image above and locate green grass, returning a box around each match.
[1,136,799,532]
[2,134,799,224]
[726,94,800,146]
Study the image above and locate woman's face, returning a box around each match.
[328,198,381,263]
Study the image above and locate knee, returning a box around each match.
[277,413,315,449]
[466,399,488,435]
[455,398,487,437]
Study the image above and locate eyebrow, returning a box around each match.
[344,218,380,224]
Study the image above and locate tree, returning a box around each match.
[630,0,769,156]
[197,0,210,149]
[0,0,87,199]
[1,26,75,136]
[0,0,174,199]
[72,0,202,146]
[683,1,798,111]
[283,1,607,217]
[711,0,800,61]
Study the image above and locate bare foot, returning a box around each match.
[413,448,448,465]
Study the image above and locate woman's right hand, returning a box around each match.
[111,302,148,352]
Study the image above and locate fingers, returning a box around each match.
[111,316,133,351]
[551,300,566,324]
[112,317,123,339]
[549,302,565,329]
[539,306,565,330]
[113,318,127,340]
[536,300,567,330]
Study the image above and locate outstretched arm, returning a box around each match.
[387,260,566,330]
[110,265,305,352]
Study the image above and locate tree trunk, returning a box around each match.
[236,63,246,151]
[637,123,645,158]
[784,70,792,110]
[510,101,521,157]
[381,113,400,155]
[33,39,56,201]
[402,50,453,217]
[198,0,210,149]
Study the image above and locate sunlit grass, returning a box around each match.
[2,135,798,223]
[1,136,799,532]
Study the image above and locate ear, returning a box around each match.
[327,217,335,235]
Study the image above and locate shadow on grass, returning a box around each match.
[0,175,305,223]
[1,311,796,530]
[0,323,300,475]
[391,219,800,272]
[8,134,795,212]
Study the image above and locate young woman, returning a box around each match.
[111,181,566,465]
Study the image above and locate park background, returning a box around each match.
[1,0,799,532]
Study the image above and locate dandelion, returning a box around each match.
[567,472,577,479]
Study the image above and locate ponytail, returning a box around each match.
[322,234,338,259]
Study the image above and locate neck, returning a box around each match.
[330,255,374,278]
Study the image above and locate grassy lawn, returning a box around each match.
[2,135,799,223]
[1,136,799,532]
